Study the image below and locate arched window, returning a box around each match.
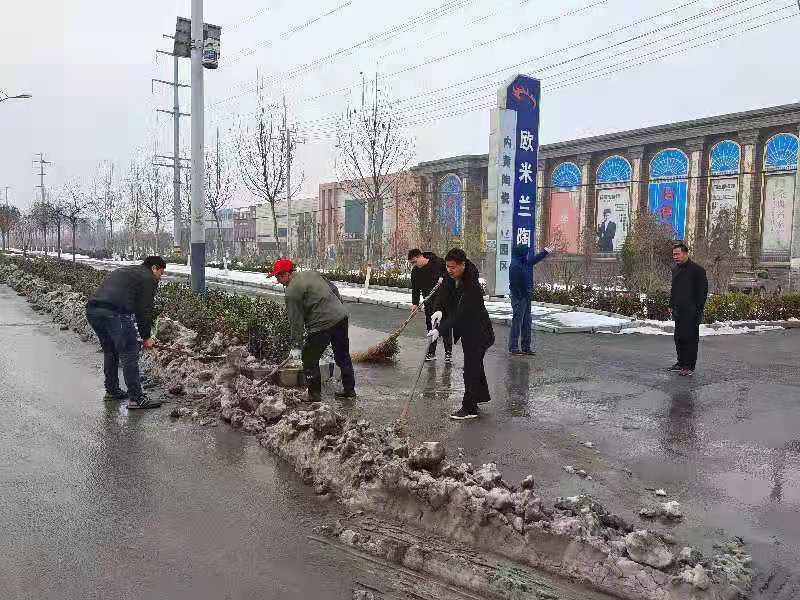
[764,133,799,171]
[649,148,689,179]
[551,162,581,190]
[761,134,798,261]
[709,140,741,175]
[648,148,689,239]
[439,174,464,237]
[596,155,632,186]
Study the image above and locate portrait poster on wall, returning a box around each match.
[548,191,580,253]
[761,173,796,259]
[595,187,630,252]
[648,180,687,240]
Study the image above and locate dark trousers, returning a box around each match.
[302,317,356,396]
[462,345,490,411]
[85,305,143,399]
[673,307,700,370]
[424,303,452,355]
[508,290,533,352]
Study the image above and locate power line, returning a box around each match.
[288,2,794,141]
[210,0,481,106]
[222,1,354,68]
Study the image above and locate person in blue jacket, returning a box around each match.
[508,243,553,355]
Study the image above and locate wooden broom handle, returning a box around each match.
[390,280,444,340]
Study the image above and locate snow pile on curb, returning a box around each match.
[0,260,754,600]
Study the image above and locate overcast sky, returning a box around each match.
[2,0,799,210]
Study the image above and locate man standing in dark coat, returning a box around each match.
[597,209,617,252]
[427,248,495,420]
[85,256,166,409]
[408,248,451,362]
[508,243,553,355]
[668,243,708,376]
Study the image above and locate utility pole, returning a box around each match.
[33,153,51,203]
[154,38,191,255]
[190,0,206,293]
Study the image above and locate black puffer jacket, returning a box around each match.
[87,265,159,339]
[434,259,494,350]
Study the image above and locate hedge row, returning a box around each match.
[0,254,291,361]
[533,284,800,323]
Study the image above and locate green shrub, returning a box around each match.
[1,254,291,362]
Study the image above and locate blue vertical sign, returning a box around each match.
[505,76,541,251]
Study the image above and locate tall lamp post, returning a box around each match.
[0,92,32,104]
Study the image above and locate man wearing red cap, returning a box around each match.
[270,258,356,401]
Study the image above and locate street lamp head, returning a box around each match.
[17,94,32,99]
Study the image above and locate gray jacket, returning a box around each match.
[285,271,348,346]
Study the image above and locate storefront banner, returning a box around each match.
[595,187,630,252]
[648,180,687,240]
[761,173,796,258]
[548,191,580,253]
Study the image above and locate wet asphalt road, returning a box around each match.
[3,269,799,598]
[0,286,366,600]
[197,276,800,597]
[339,302,800,598]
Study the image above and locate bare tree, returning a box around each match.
[63,180,93,262]
[93,161,126,254]
[206,129,236,261]
[30,201,55,255]
[124,161,146,258]
[336,74,414,264]
[695,207,739,293]
[0,204,21,251]
[15,213,37,257]
[619,210,675,294]
[142,166,171,255]
[237,83,289,255]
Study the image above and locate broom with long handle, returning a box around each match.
[351,279,444,364]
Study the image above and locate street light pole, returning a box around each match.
[0,92,32,104]
[190,0,206,293]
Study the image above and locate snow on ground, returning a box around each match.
[545,311,630,329]
[4,250,788,337]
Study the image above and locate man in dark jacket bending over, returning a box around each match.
[408,248,451,363]
[508,243,553,355]
[427,248,495,420]
[669,242,708,376]
[85,256,166,409]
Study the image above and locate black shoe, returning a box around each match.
[509,349,524,356]
[444,352,452,364]
[424,353,436,362]
[104,390,128,402]
[522,350,536,356]
[667,363,683,372]
[127,395,162,410]
[679,369,694,377]
[477,397,491,404]
[335,389,357,399]
[450,408,479,420]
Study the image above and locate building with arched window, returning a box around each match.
[404,102,800,289]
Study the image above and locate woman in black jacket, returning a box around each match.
[428,248,495,420]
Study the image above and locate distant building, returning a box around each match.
[407,102,800,279]
[233,206,257,256]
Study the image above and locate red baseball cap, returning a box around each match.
[268,258,295,278]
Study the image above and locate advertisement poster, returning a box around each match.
[648,180,687,240]
[708,177,739,225]
[595,187,630,252]
[548,191,579,253]
[761,173,795,258]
